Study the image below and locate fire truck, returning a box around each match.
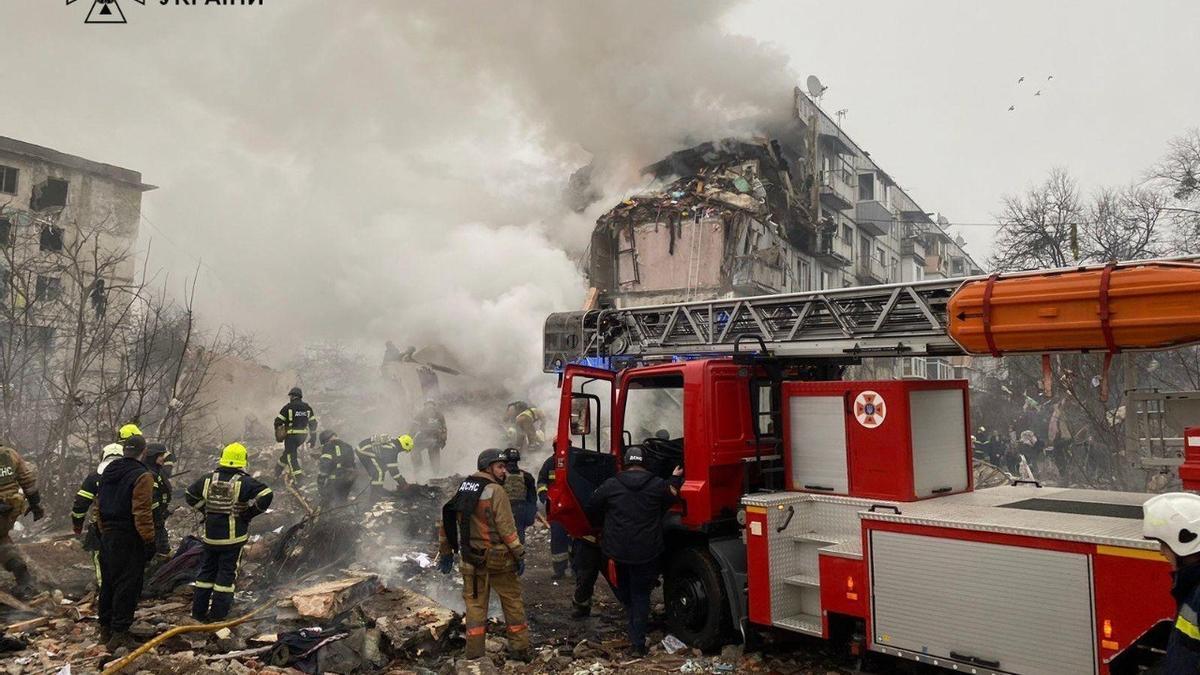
[542,259,1200,675]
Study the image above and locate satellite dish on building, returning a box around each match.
[806,75,828,101]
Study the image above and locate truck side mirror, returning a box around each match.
[571,397,592,436]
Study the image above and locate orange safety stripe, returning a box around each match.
[507,624,528,633]
[503,532,519,544]
[466,626,486,637]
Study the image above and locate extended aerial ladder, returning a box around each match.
[544,257,1200,372]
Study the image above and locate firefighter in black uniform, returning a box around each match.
[145,443,173,561]
[274,387,317,481]
[502,449,537,544]
[186,443,273,622]
[317,430,358,509]
[71,442,125,589]
[356,434,414,505]
[537,453,571,579]
[95,435,156,650]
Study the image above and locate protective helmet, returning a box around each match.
[101,442,125,460]
[477,448,506,472]
[119,423,143,440]
[397,434,414,452]
[319,430,336,444]
[503,448,521,465]
[1144,492,1200,558]
[289,387,303,398]
[623,445,645,466]
[220,442,248,469]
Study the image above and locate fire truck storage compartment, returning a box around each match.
[869,530,1096,675]
[782,380,971,501]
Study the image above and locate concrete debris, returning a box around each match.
[661,633,686,655]
[288,574,382,620]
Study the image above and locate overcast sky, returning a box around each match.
[0,0,1196,380]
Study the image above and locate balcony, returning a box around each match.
[819,169,855,211]
[855,255,889,284]
[855,200,894,237]
[815,233,853,267]
[901,237,926,264]
[923,254,949,278]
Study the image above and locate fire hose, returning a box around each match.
[100,602,272,674]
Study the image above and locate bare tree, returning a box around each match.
[1147,128,1200,253]
[989,168,1082,271]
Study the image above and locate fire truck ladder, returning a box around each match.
[543,277,971,372]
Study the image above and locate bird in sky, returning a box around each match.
[1047,75,1054,81]
[1008,105,1015,111]
[1018,76,1025,83]
[1035,90,1042,96]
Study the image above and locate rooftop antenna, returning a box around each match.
[835,108,848,127]
[806,75,828,105]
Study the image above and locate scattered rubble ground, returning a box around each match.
[2,450,866,675]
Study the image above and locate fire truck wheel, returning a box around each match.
[664,546,731,650]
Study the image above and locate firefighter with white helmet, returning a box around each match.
[1144,492,1200,671]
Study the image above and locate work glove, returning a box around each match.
[437,553,454,575]
[516,559,525,577]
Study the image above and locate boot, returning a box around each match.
[508,648,532,663]
[551,561,567,580]
[570,604,590,619]
[106,631,140,652]
[98,625,112,644]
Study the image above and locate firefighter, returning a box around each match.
[571,535,604,619]
[412,400,447,474]
[274,387,318,481]
[185,443,273,622]
[356,434,414,504]
[317,430,358,509]
[95,435,155,650]
[504,401,545,452]
[437,449,529,662]
[0,442,43,599]
[145,443,173,561]
[537,452,571,579]
[502,448,537,544]
[118,423,142,441]
[1143,492,1200,672]
[585,446,683,656]
[72,442,125,589]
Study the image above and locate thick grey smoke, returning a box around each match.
[0,0,798,406]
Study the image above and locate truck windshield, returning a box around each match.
[622,374,684,476]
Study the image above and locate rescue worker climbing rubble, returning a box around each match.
[438,448,529,662]
[411,400,447,474]
[0,442,43,599]
[72,442,125,590]
[274,387,317,481]
[537,451,571,579]
[317,430,358,509]
[504,401,545,452]
[356,433,414,504]
[186,443,273,622]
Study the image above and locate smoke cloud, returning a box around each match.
[0,0,799,411]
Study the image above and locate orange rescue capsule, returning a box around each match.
[947,261,1200,355]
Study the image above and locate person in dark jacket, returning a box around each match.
[585,446,682,656]
[356,434,414,505]
[185,443,273,622]
[145,443,173,561]
[274,387,317,481]
[537,453,571,579]
[502,448,538,544]
[316,430,358,509]
[1144,492,1200,673]
[71,442,125,589]
[95,435,156,650]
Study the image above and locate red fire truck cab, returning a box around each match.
[548,357,1175,675]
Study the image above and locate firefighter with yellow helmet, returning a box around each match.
[356,433,415,504]
[185,443,273,621]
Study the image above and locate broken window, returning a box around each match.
[35,275,61,302]
[0,165,17,195]
[40,225,64,252]
[858,172,875,201]
[0,217,11,247]
[30,178,68,211]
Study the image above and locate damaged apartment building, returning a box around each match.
[583,88,983,380]
[0,136,153,375]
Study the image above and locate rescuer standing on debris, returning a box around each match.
[0,442,43,599]
[72,442,125,589]
[586,446,682,656]
[274,387,318,481]
[145,443,173,561]
[356,433,414,504]
[412,400,447,474]
[502,449,537,544]
[1144,492,1200,672]
[186,443,273,622]
[438,449,530,662]
[317,430,358,508]
[95,434,155,650]
[505,401,545,452]
[537,451,571,579]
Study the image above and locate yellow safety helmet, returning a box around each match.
[397,434,414,452]
[219,442,248,469]
[119,423,143,440]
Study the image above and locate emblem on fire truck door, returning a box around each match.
[853,390,886,428]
